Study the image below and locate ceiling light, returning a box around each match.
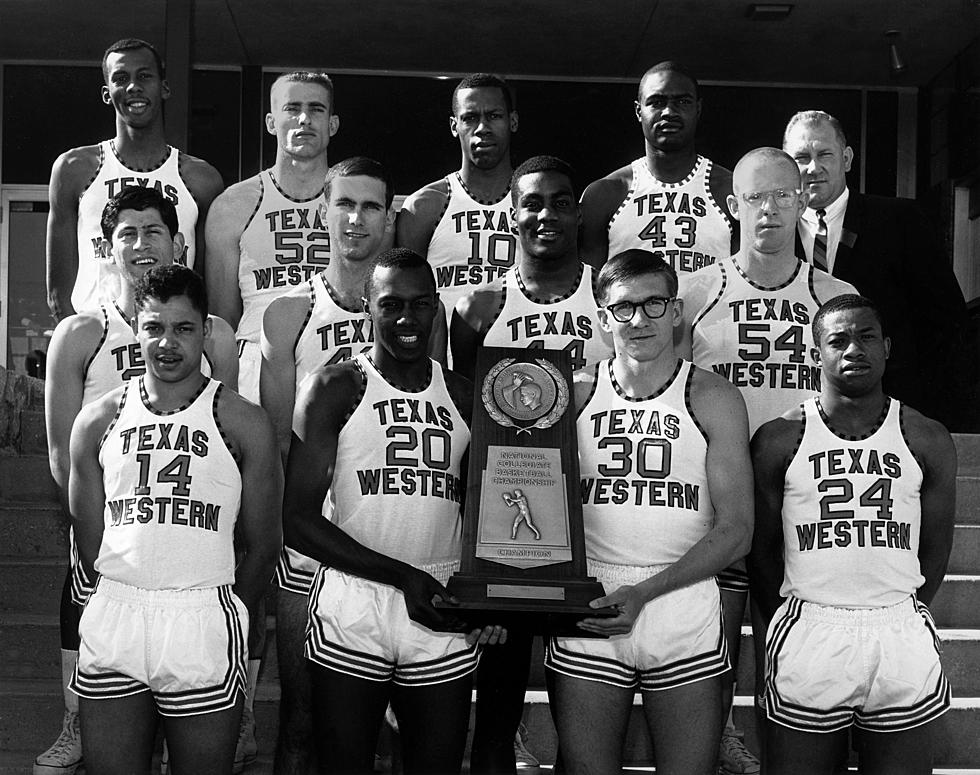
[885,30,906,75]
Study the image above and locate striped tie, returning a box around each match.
[812,208,828,271]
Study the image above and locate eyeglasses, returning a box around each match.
[740,189,801,209]
[605,296,675,323]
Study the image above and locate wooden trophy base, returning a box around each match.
[433,573,617,637]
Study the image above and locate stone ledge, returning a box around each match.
[0,367,45,454]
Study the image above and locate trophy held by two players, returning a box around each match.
[435,346,614,636]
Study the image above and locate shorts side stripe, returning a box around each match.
[639,604,730,691]
[855,676,951,732]
[545,638,641,690]
[394,643,479,687]
[275,547,316,595]
[71,667,148,700]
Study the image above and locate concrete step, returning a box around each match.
[0,503,67,558]
[959,476,980,525]
[951,524,980,573]
[931,575,980,627]
[954,434,980,478]
[0,557,65,616]
[0,455,57,503]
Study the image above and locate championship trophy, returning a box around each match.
[436,346,614,635]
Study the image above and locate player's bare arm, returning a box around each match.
[707,163,739,254]
[67,389,123,582]
[44,312,105,512]
[177,152,225,278]
[904,407,957,606]
[259,292,309,458]
[747,411,802,625]
[812,272,858,305]
[46,146,101,320]
[217,389,283,611]
[430,300,449,366]
[674,268,718,357]
[283,363,462,631]
[579,369,754,635]
[204,177,261,330]
[449,283,504,381]
[204,314,240,391]
[578,168,631,270]
[395,180,450,258]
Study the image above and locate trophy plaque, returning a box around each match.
[435,346,614,636]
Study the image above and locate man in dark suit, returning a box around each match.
[783,110,975,430]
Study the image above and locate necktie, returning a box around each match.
[812,208,828,271]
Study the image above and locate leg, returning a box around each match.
[551,670,632,774]
[470,629,534,774]
[766,722,849,775]
[858,721,937,775]
[163,694,244,775]
[274,588,315,774]
[642,674,724,775]
[310,663,389,775]
[720,587,746,716]
[391,675,473,775]
[79,692,158,775]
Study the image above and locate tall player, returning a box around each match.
[678,148,854,772]
[547,250,753,775]
[579,61,736,272]
[397,73,519,326]
[260,157,400,773]
[206,71,338,404]
[451,155,613,773]
[40,187,237,775]
[46,38,223,320]
[749,295,955,774]
[68,265,281,775]
[284,249,504,774]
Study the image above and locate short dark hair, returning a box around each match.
[325,157,394,209]
[135,265,208,323]
[101,186,178,242]
[596,249,678,305]
[452,73,514,115]
[638,61,700,100]
[812,294,886,344]
[510,155,577,206]
[364,248,436,301]
[102,38,165,80]
[784,110,848,150]
[271,71,335,112]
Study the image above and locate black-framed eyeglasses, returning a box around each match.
[605,296,675,323]
[740,188,801,209]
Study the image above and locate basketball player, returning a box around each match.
[67,265,281,775]
[579,61,736,273]
[678,147,855,771]
[546,249,752,774]
[46,38,223,321]
[206,71,338,404]
[397,73,519,328]
[451,155,613,773]
[283,249,504,775]
[749,295,955,774]
[40,187,237,775]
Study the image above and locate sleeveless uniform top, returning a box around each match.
[293,274,373,398]
[427,172,517,322]
[76,141,198,312]
[96,377,241,590]
[607,155,731,274]
[482,265,613,371]
[237,170,330,344]
[326,354,469,570]
[81,304,213,407]
[689,258,824,433]
[781,398,924,608]
[577,359,713,566]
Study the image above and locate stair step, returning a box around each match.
[951,524,980,573]
[954,434,980,477]
[0,503,68,558]
[0,557,65,615]
[931,576,980,627]
[0,455,57,503]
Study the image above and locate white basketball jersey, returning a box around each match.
[294,274,373,397]
[781,398,924,608]
[75,141,198,312]
[689,258,824,433]
[578,359,714,565]
[482,265,613,371]
[237,170,330,344]
[96,378,242,590]
[81,304,212,407]
[607,155,731,274]
[427,173,517,322]
[326,354,469,570]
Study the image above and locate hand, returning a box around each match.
[576,584,645,636]
[398,567,463,631]
[465,625,508,647]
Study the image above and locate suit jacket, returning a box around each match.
[797,192,975,429]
